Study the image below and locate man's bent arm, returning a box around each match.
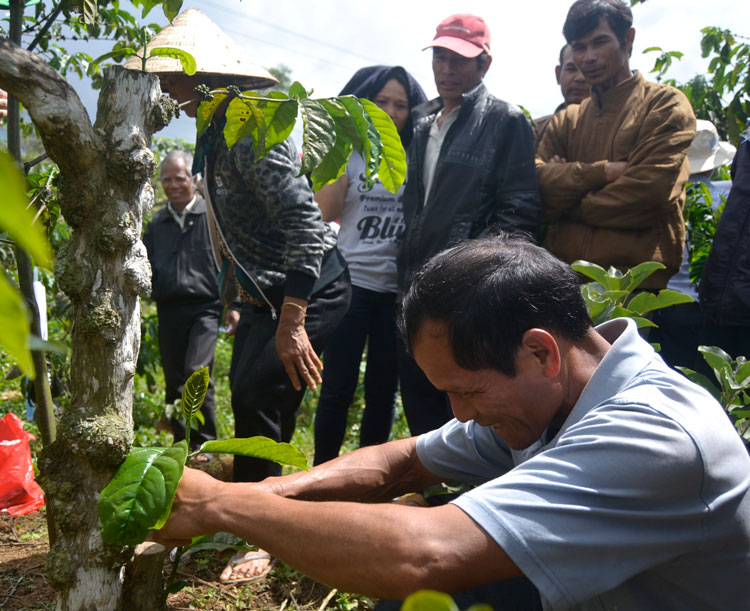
[577,89,696,228]
[536,109,609,218]
[154,442,522,599]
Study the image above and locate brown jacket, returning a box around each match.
[536,72,696,289]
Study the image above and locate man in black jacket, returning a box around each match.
[397,13,542,436]
[144,150,226,450]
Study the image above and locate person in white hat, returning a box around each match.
[650,120,735,369]
[128,8,352,584]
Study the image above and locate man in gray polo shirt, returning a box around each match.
[155,237,750,609]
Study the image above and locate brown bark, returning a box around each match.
[0,38,175,610]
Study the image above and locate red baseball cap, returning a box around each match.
[423,14,491,58]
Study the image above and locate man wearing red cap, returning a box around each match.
[397,13,542,438]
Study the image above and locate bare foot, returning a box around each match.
[220,549,275,584]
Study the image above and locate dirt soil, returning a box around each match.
[0,457,354,610]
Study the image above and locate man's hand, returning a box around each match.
[276,298,323,391]
[606,161,627,182]
[223,308,240,337]
[550,154,567,164]
[0,89,7,119]
[151,467,226,548]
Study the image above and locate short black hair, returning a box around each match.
[399,236,593,376]
[558,44,570,67]
[563,0,633,47]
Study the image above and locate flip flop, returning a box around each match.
[221,551,276,585]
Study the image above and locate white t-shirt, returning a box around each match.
[417,318,750,610]
[336,152,404,293]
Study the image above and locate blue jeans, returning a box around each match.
[314,285,399,464]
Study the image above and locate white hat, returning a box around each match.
[687,119,736,173]
[123,9,277,90]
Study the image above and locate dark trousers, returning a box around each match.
[230,272,351,482]
[650,302,705,369]
[313,285,399,465]
[397,338,453,436]
[157,300,222,448]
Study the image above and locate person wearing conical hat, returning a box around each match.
[127,8,351,584]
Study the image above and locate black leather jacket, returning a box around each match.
[698,129,750,325]
[397,82,542,290]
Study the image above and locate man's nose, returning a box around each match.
[449,398,477,423]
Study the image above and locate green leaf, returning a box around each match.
[735,361,750,384]
[198,437,309,471]
[196,90,229,137]
[621,261,666,292]
[182,366,209,419]
[571,261,610,287]
[163,0,183,22]
[90,47,138,67]
[187,532,253,554]
[223,96,265,151]
[149,47,196,76]
[698,345,734,377]
[99,441,188,546]
[320,99,364,157]
[27,335,67,355]
[0,151,52,269]
[288,81,309,99]
[402,590,459,611]
[337,96,380,179]
[626,289,694,315]
[0,273,33,378]
[360,99,407,194]
[257,92,298,156]
[310,102,353,190]
[298,99,336,177]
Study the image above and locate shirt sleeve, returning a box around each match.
[451,402,706,608]
[229,137,329,299]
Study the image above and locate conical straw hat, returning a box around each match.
[124,8,278,89]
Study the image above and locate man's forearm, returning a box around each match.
[257,437,441,503]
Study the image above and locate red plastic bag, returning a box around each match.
[0,413,45,515]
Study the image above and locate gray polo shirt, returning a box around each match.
[417,318,750,610]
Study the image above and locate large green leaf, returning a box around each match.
[288,81,309,100]
[223,96,265,151]
[81,0,97,25]
[0,151,52,269]
[198,437,309,471]
[310,101,354,191]
[337,96,379,179]
[181,366,208,420]
[0,273,33,378]
[298,99,336,177]
[621,261,666,292]
[257,92,298,156]
[162,0,182,22]
[735,360,750,384]
[360,99,406,194]
[698,345,734,378]
[402,590,459,611]
[99,441,188,546]
[320,99,364,157]
[626,289,694,315]
[196,90,229,137]
[90,47,137,67]
[571,261,610,287]
[149,47,196,76]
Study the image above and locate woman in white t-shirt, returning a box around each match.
[313,66,427,464]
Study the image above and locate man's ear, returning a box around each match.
[521,328,561,377]
[555,64,562,85]
[481,54,493,77]
[625,27,635,56]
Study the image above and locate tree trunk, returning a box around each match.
[0,40,175,609]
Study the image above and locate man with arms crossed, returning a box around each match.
[537,0,696,290]
[398,14,542,436]
[155,237,750,609]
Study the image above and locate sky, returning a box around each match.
[8,0,750,145]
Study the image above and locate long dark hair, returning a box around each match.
[339,65,427,148]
